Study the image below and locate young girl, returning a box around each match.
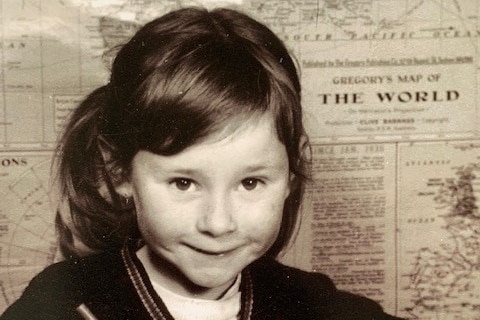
[1,7,402,320]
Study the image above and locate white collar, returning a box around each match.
[151,275,242,320]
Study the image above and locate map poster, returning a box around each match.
[2,0,480,318]
[282,143,398,315]
[300,34,476,143]
[272,0,480,144]
[3,0,480,149]
[282,140,480,319]
[398,141,480,319]
[0,151,55,312]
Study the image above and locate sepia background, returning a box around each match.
[1,0,479,319]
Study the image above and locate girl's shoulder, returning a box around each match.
[249,257,336,295]
[34,249,125,288]
[248,257,404,320]
[1,250,128,320]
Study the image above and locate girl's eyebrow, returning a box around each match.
[243,161,289,173]
[244,164,279,172]
[162,166,270,174]
[147,164,198,175]
[155,163,284,175]
[166,168,198,175]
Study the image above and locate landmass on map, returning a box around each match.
[402,164,480,318]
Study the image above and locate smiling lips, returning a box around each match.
[186,244,237,256]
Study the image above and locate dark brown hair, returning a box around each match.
[55,7,308,258]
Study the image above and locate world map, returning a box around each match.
[2,0,480,318]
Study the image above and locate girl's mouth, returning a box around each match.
[186,244,234,256]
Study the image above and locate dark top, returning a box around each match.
[1,244,403,320]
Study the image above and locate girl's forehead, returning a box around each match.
[133,112,288,174]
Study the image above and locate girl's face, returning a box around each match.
[126,114,291,299]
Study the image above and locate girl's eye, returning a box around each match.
[170,178,194,191]
[241,178,262,191]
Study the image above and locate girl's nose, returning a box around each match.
[197,192,237,237]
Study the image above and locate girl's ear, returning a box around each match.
[97,135,133,198]
[285,172,295,200]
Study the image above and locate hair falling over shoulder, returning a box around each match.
[54,6,309,259]
[54,86,139,258]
